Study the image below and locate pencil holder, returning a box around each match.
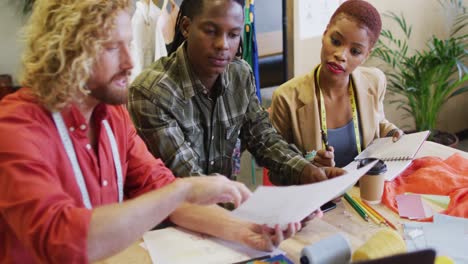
[300,233,351,264]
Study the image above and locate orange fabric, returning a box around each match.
[382,154,468,219]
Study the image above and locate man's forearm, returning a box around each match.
[169,203,242,243]
[87,180,190,261]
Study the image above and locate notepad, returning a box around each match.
[355,130,430,181]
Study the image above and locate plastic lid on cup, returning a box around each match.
[357,158,387,175]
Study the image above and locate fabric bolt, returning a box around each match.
[128,43,309,185]
[382,154,468,219]
[0,88,175,263]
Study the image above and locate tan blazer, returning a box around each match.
[270,66,398,154]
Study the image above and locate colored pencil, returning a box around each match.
[361,199,398,230]
[352,196,384,225]
[344,193,368,221]
[354,196,388,225]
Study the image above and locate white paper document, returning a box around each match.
[298,0,342,39]
[404,214,468,263]
[142,227,282,264]
[231,161,376,227]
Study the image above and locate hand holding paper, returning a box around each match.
[231,161,377,227]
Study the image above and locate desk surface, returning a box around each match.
[97,141,467,264]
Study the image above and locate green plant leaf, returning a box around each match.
[371,0,467,132]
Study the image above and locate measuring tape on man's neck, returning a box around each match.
[315,64,362,154]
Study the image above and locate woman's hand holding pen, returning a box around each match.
[313,147,335,167]
[392,129,405,142]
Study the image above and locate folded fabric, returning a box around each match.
[382,154,468,219]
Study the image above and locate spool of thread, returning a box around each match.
[300,233,351,264]
[352,228,406,261]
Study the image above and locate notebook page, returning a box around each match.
[355,131,430,161]
[383,160,412,181]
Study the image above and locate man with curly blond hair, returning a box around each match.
[0,1,301,262]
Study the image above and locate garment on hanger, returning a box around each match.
[156,0,179,45]
[130,0,167,82]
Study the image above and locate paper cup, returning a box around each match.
[358,158,387,204]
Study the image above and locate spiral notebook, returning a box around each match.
[354,131,430,181]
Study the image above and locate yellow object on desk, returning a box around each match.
[435,256,455,264]
[352,228,406,261]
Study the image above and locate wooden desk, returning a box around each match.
[282,141,468,263]
[97,141,467,264]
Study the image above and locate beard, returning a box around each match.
[90,89,128,105]
[89,85,128,105]
[88,70,130,105]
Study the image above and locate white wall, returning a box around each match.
[291,0,468,133]
[0,2,26,85]
[1,0,467,132]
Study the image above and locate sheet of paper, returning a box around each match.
[139,242,147,250]
[421,195,450,210]
[231,161,376,227]
[396,194,431,219]
[383,160,412,181]
[142,227,281,264]
[298,0,342,40]
[404,215,468,262]
[434,214,468,230]
[423,221,468,263]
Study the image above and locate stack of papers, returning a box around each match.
[142,227,282,264]
[404,214,468,263]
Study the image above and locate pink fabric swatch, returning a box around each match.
[396,194,432,219]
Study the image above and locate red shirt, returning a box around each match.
[0,88,176,263]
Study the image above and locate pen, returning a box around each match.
[232,255,271,264]
[321,130,331,151]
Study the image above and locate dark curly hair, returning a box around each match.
[329,0,382,46]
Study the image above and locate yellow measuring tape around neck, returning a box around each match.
[315,65,362,153]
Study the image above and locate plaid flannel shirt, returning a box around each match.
[128,43,309,185]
